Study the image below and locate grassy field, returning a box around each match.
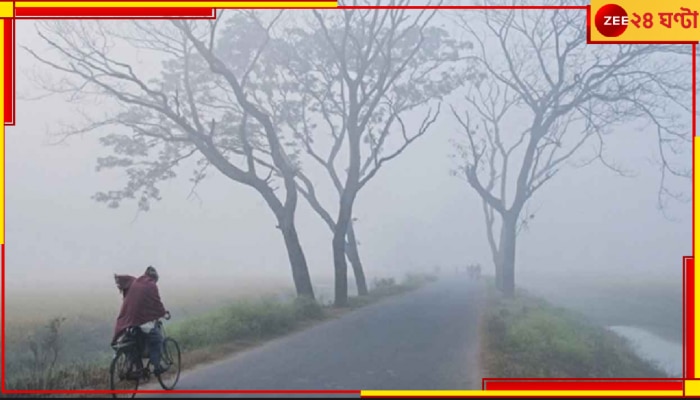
[3,280,296,390]
[480,281,668,378]
[3,273,436,392]
[519,277,682,344]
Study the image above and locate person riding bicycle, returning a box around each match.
[112,266,170,376]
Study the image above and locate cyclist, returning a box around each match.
[112,266,170,376]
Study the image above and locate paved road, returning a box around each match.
[145,275,485,397]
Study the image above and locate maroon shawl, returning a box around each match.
[112,274,167,344]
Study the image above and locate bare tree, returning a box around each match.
[451,2,691,297]
[269,1,476,306]
[27,14,317,299]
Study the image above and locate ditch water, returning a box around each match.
[608,325,683,377]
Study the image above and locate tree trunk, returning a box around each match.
[333,227,349,307]
[494,252,504,292]
[333,190,357,307]
[296,175,368,297]
[335,84,361,308]
[346,222,368,296]
[498,214,518,298]
[279,218,315,300]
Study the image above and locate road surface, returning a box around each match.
[146,275,485,397]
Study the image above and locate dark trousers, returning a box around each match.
[146,323,164,372]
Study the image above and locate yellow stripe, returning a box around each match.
[0,2,12,18]
[687,380,700,396]
[15,1,337,8]
[360,390,682,397]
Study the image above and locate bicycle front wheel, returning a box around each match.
[157,338,181,390]
[109,349,140,399]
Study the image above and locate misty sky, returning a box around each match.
[4,6,692,305]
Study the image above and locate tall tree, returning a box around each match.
[451,2,691,296]
[27,14,317,299]
[271,1,476,305]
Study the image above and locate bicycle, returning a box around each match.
[109,315,181,398]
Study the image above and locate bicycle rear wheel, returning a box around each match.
[157,338,181,390]
[109,349,140,399]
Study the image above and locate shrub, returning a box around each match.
[373,277,396,289]
[293,297,325,320]
[402,273,438,288]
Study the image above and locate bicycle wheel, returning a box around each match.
[157,338,181,390]
[109,349,140,399]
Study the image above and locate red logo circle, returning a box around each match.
[595,4,628,37]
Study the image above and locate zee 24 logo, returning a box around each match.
[595,3,700,38]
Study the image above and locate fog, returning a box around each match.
[0,2,694,391]
[5,6,691,309]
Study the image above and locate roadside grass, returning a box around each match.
[169,296,326,351]
[5,272,437,393]
[480,281,668,378]
[520,277,682,345]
